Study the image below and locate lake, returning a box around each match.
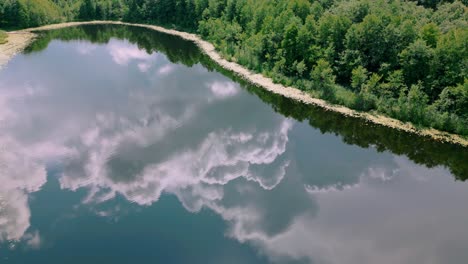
[0,24,467,264]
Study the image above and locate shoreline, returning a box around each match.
[1,20,467,147]
[0,31,36,69]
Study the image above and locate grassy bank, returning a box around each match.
[0,30,7,44]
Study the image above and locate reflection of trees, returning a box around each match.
[202,56,468,181]
[25,24,467,181]
[26,25,203,67]
[241,84,468,181]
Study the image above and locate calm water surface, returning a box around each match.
[0,25,467,264]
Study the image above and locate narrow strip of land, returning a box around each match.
[1,21,467,147]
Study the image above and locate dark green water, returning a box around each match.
[0,25,467,264]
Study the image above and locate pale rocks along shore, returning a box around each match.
[1,21,466,147]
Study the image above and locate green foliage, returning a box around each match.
[311,59,336,100]
[399,39,434,88]
[78,0,95,20]
[0,0,467,135]
[434,81,468,118]
[420,22,440,47]
[351,66,368,92]
[0,30,7,44]
[0,0,62,28]
[311,59,335,87]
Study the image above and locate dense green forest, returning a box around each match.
[0,0,467,135]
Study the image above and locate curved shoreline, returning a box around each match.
[1,20,467,147]
[0,31,36,69]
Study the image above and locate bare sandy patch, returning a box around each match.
[0,31,36,69]
[0,21,465,146]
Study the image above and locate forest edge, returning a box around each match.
[1,21,467,147]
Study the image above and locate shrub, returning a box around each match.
[0,30,7,44]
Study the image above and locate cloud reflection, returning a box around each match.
[209,81,239,99]
[225,157,468,264]
[107,39,155,66]
[1,36,467,264]
[58,118,293,206]
[137,62,151,72]
[157,64,176,75]
[0,138,46,242]
[76,42,97,55]
[0,37,295,247]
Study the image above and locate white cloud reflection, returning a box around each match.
[76,42,97,55]
[0,138,46,242]
[58,118,293,206]
[157,64,176,76]
[0,41,295,249]
[137,62,151,72]
[107,39,155,66]
[24,231,41,249]
[209,81,239,99]
[219,157,468,264]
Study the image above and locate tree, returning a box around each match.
[407,82,430,124]
[420,22,440,47]
[399,39,434,89]
[281,18,301,73]
[434,82,468,117]
[351,66,368,92]
[311,59,336,100]
[79,0,96,20]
